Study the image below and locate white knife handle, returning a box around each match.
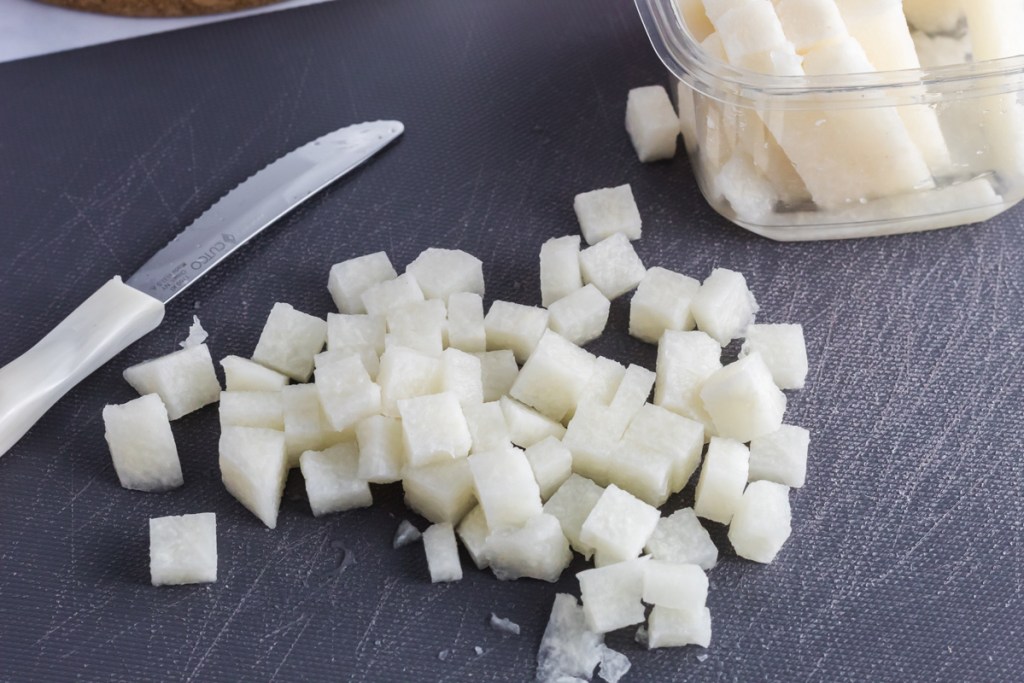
[0,277,165,458]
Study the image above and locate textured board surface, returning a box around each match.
[0,0,1021,680]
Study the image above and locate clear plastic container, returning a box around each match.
[635,0,1024,240]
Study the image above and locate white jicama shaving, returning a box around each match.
[596,645,631,683]
[490,613,521,635]
[179,315,208,348]
[392,520,422,548]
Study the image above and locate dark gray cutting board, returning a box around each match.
[0,0,1021,680]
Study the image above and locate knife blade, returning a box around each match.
[0,120,405,458]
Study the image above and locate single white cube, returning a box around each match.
[524,436,573,500]
[561,400,623,486]
[103,394,182,492]
[218,391,284,431]
[509,330,597,423]
[149,513,217,586]
[739,323,808,390]
[475,350,520,402]
[406,248,485,302]
[579,233,647,300]
[251,303,327,382]
[484,300,550,363]
[469,446,543,529]
[283,384,347,466]
[386,299,446,356]
[299,442,373,516]
[573,185,643,245]
[580,485,661,565]
[700,353,787,442]
[314,347,379,381]
[499,396,567,449]
[377,345,441,417]
[456,505,491,569]
[463,401,512,454]
[606,442,674,507]
[123,343,221,420]
[327,313,386,355]
[622,403,704,493]
[693,437,749,525]
[647,606,711,648]
[536,594,605,682]
[577,557,648,633]
[625,85,680,162]
[547,284,611,346]
[446,292,487,353]
[690,268,759,347]
[422,522,463,582]
[219,426,288,529]
[327,251,397,314]
[749,424,809,488]
[543,474,605,559]
[728,480,792,563]
[654,330,722,437]
[484,513,573,582]
[540,235,584,307]
[220,355,288,393]
[398,392,473,467]
[315,355,381,433]
[642,561,708,610]
[629,267,701,344]
[440,348,484,408]
[644,508,719,570]
[360,272,425,317]
[402,457,476,525]
[355,415,404,483]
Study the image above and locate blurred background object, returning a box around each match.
[39,0,285,16]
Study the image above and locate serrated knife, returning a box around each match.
[0,119,404,458]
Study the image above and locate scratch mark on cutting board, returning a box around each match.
[268,614,312,682]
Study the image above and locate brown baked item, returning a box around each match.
[38,0,285,17]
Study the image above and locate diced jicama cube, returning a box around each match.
[578,233,646,300]
[446,292,486,353]
[386,299,446,356]
[700,353,786,442]
[406,248,485,302]
[377,345,441,417]
[728,480,792,563]
[299,442,372,516]
[314,347,379,381]
[749,424,809,488]
[398,392,473,467]
[714,152,777,223]
[739,323,808,390]
[642,561,707,610]
[476,350,520,402]
[654,330,721,436]
[625,86,680,162]
[606,441,675,507]
[645,508,718,570]
[361,272,425,317]
[219,426,288,529]
[774,0,847,54]
[103,394,182,492]
[693,437,749,524]
[580,485,660,565]
[469,446,543,529]
[327,313,386,355]
[543,474,605,558]
[485,513,573,582]
[355,415,404,483]
[402,457,475,524]
[315,355,381,432]
[647,606,711,648]
[456,504,491,569]
[500,396,567,448]
[440,348,484,408]
[622,403,704,493]
[562,400,623,486]
[220,355,289,392]
[540,235,584,307]
[577,557,648,633]
[251,304,327,382]
[535,594,605,683]
[524,436,573,500]
[690,268,758,347]
[675,0,715,41]
[328,251,397,314]
[547,285,610,347]
[149,513,217,586]
[714,0,791,67]
[393,520,422,548]
[484,300,550,363]
[282,384,347,466]
[903,0,962,34]
[573,185,643,245]
[218,391,284,430]
[423,522,462,582]
[123,343,220,419]
[510,331,597,423]
[629,267,700,344]
[463,401,511,454]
